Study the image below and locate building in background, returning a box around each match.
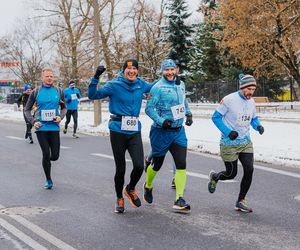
[0,61,21,103]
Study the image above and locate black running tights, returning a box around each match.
[65,110,78,134]
[152,143,187,172]
[110,130,144,198]
[215,153,254,201]
[36,131,60,180]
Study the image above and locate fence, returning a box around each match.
[186,78,298,103]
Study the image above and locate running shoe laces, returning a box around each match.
[124,185,141,208]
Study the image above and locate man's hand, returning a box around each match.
[162,119,172,129]
[94,66,106,79]
[185,114,193,126]
[53,116,61,123]
[228,131,238,140]
[34,122,41,129]
[257,125,264,135]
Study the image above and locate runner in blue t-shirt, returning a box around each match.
[208,73,264,213]
[25,68,67,190]
[63,80,81,138]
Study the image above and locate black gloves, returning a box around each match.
[185,114,193,126]
[257,125,264,135]
[228,131,238,140]
[162,119,172,129]
[94,66,106,79]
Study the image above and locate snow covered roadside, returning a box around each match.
[1,102,300,169]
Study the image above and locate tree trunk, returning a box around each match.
[92,0,102,126]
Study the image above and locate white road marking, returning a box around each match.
[5,136,70,149]
[0,204,76,250]
[9,214,76,250]
[5,136,24,141]
[0,218,48,250]
[91,153,131,162]
[191,151,300,179]
[186,171,237,182]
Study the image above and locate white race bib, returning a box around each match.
[41,109,56,121]
[171,104,185,120]
[121,116,138,131]
[237,112,251,127]
[71,94,77,100]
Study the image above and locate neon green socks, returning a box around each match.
[175,169,187,200]
[145,165,157,189]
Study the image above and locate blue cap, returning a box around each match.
[161,59,176,71]
[24,84,32,91]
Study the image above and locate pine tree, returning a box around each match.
[165,0,194,69]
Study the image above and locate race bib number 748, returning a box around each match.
[171,104,185,120]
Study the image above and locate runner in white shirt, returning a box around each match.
[208,73,264,213]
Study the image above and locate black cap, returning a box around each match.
[69,80,75,85]
[122,59,138,72]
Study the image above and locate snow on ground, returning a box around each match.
[1,102,300,169]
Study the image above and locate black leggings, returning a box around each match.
[152,143,187,172]
[23,112,33,139]
[65,110,78,134]
[36,131,60,181]
[214,153,254,201]
[110,130,144,198]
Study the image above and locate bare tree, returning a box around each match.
[40,0,92,82]
[0,20,48,86]
[129,0,169,81]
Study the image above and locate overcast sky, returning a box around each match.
[0,0,201,36]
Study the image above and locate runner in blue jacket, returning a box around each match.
[63,80,81,138]
[143,59,193,213]
[25,68,66,190]
[88,59,152,213]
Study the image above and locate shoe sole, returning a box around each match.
[124,187,140,208]
[172,205,191,213]
[142,197,152,204]
[234,207,253,213]
[114,209,125,214]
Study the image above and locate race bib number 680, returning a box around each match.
[121,116,138,131]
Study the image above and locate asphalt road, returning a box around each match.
[0,120,299,250]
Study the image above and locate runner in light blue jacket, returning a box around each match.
[143,59,193,213]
